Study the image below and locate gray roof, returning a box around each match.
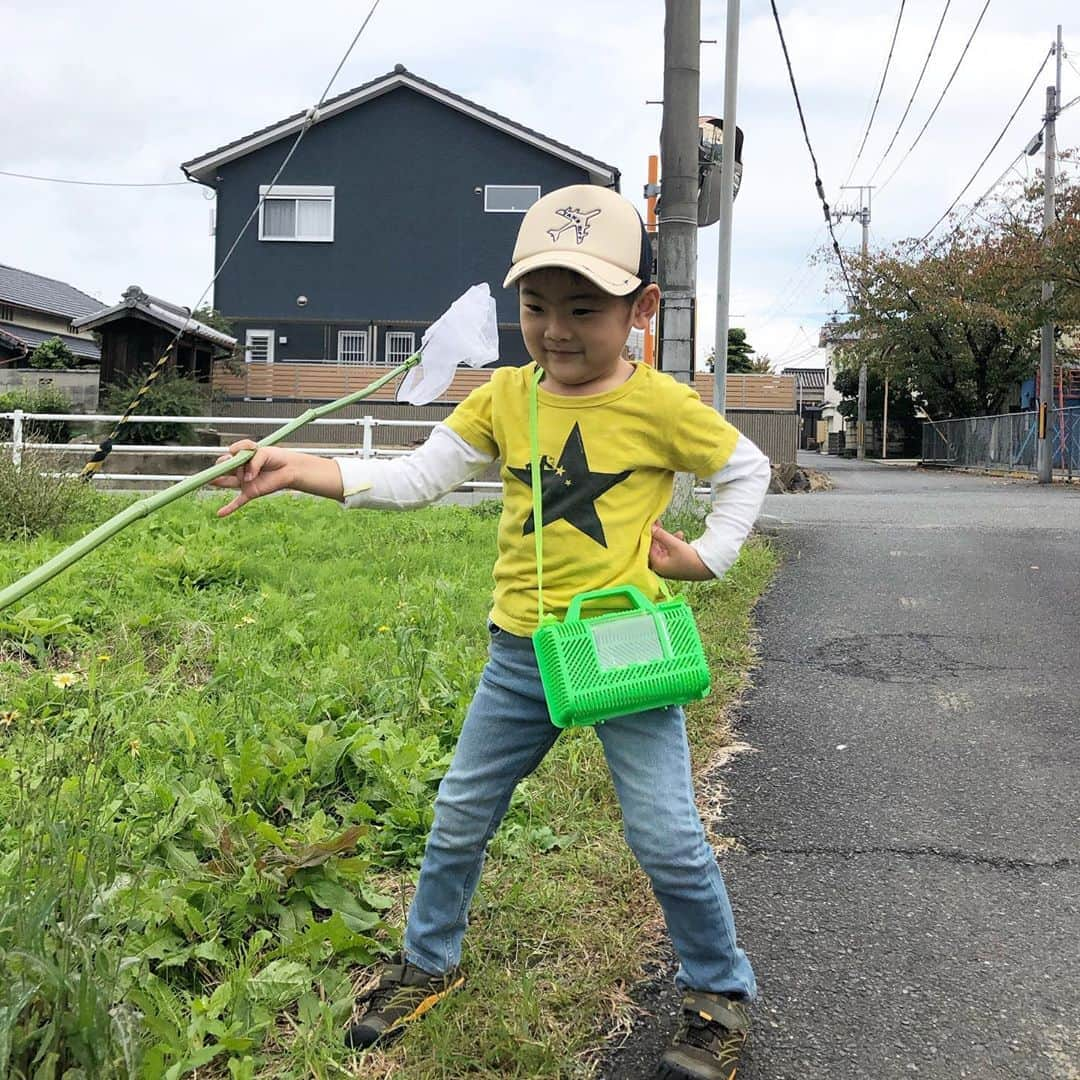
[0,322,100,361]
[0,263,106,320]
[71,285,236,349]
[181,64,620,188]
[782,367,827,392]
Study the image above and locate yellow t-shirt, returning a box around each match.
[445,362,741,636]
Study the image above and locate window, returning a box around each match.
[484,185,540,213]
[0,304,14,322]
[385,331,416,365]
[245,329,274,363]
[338,330,370,365]
[258,185,334,241]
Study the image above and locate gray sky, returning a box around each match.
[4,0,1077,370]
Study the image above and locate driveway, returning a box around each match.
[602,457,1080,1079]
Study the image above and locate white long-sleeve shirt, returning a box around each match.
[336,426,770,581]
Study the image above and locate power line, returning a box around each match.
[0,169,188,188]
[919,47,1053,243]
[842,0,907,188]
[878,0,993,194]
[867,0,952,184]
[768,0,856,300]
[80,0,385,478]
[956,149,1027,227]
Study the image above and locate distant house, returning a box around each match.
[778,365,826,449]
[0,263,104,365]
[71,286,236,387]
[180,64,619,402]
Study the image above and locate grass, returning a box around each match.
[0,485,776,1079]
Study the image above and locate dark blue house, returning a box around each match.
[181,64,619,400]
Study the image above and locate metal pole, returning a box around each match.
[658,0,700,388]
[12,408,23,468]
[857,206,869,460]
[713,0,740,417]
[882,376,889,460]
[1037,28,1060,484]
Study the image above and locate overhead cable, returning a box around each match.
[0,169,188,187]
[878,0,993,194]
[768,0,856,300]
[867,1,952,184]
[841,0,908,189]
[79,0,385,479]
[918,48,1053,243]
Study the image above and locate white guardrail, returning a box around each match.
[0,410,500,491]
[1,410,713,496]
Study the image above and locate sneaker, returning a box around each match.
[345,955,464,1049]
[655,990,750,1080]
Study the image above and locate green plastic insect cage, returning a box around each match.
[533,586,711,728]
[526,368,710,728]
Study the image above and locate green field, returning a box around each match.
[0,488,776,1079]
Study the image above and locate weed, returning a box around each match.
[0,493,776,1078]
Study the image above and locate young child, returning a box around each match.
[213,184,770,1080]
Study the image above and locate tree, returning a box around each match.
[28,336,77,370]
[832,152,1079,419]
[703,328,772,373]
[190,305,234,336]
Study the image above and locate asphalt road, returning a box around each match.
[602,457,1080,1080]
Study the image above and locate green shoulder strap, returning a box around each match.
[528,365,675,625]
[530,366,546,626]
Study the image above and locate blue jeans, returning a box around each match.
[403,625,756,999]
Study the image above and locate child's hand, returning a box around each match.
[649,521,714,581]
[211,440,296,517]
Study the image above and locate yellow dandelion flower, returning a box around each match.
[129,738,141,758]
[0,710,18,727]
[377,625,391,633]
[52,672,81,690]
[96,653,112,663]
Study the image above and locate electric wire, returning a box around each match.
[867,0,952,184]
[841,0,908,189]
[79,0,385,477]
[955,149,1027,227]
[918,47,1053,242]
[877,0,993,194]
[768,0,856,301]
[0,169,187,187]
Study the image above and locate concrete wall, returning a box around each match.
[0,368,99,410]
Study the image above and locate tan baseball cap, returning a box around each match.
[503,184,652,296]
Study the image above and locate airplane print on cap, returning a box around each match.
[547,207,600,245]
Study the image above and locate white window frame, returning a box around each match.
[244,329,274,364]
[337,329,371,365]
[385,330,417,365]
[484,184,540,213]
[258,184,335,242]
[0,303,14,322]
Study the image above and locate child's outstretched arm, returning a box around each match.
[212,425,494,518]
[649,434,771,581]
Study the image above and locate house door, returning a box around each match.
[244,329,274,400]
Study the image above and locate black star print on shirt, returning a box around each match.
[508,422,633,548]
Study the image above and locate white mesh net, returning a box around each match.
[396,283,499,405]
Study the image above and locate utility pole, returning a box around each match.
[713,0,741,417]
[835,186,872,458]
[658,0,700,388]
[1037,24,1062,485]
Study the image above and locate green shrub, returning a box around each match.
[99,368,216,445]
[27,335,77,370]
[0,449,102,540]
[0,386,74,443]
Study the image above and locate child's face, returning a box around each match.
[518,269,658,394]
